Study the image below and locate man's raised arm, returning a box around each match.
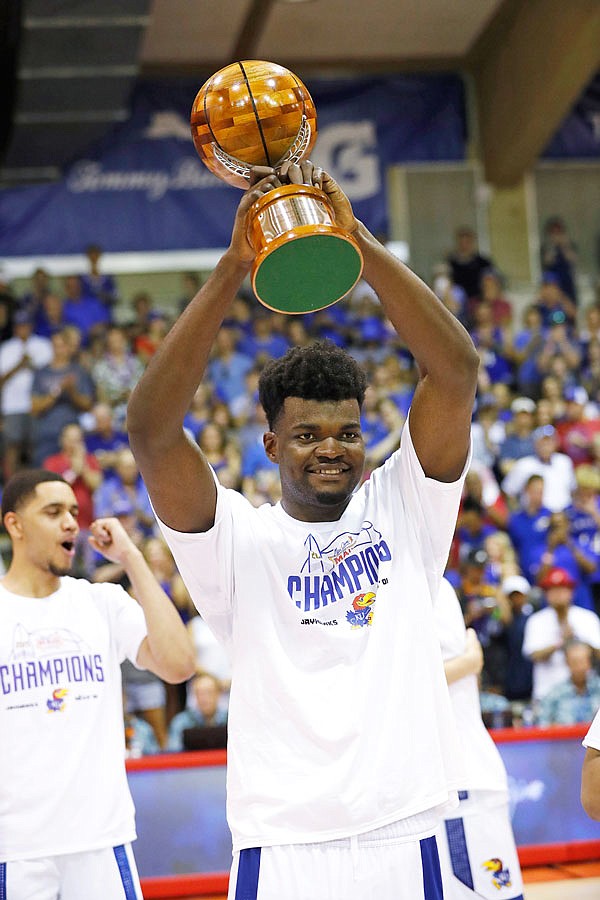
[315,167,479,483]
[127,171,281,534]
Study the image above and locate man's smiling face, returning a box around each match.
[263,396,365,522]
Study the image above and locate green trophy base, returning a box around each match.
[252,231,363,315]
[247,184,364,315]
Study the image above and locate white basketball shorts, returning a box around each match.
[228,818,445,900]
[436,790,524,900]
[0,843,143,900]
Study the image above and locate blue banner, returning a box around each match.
[0,74,466,257]
[543,71,600,159]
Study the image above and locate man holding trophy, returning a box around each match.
[128,61,479,900]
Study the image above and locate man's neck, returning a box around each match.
[1,565,61,598]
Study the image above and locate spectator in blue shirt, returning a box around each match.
[62,275,110,345]
[84,402,129,478]
[507,474,552,585]
[238,314,289,363]
[358,385,388,453]
[19,266,51,318]
[456,497,498,561]
[207,327,253,409]
[535,314,582,393]
[33,292,67,338]
[183,383,212,443]
[534,272,577,328]
[510,304,546,398]
[540,217,578,304]
[470,394,505,473]
[566,465,600,617]
[30,328,96,465]
[81,244,119,314]
[535,511,597,611]
[94,447,155,537]
[498,396,537,478]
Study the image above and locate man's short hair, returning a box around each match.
[461,496,484,516]
[258,340,367,429]
[525,473,544,488]
[1,469,67,521]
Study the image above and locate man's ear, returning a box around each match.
[263,431,278,463]
[3,511,22,540]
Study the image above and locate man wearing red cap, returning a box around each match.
[522,566,600,702]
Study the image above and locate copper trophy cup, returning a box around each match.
[190,60,363,314]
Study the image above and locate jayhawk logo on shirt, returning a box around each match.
[47,688,68,712]
[346,591,377,628]
[482,857,512,889]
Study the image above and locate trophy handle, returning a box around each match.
[247,184,364,315]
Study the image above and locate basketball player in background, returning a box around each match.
[434,577,524,899]
[0,469,195,900]
[582,707,600,820]
[128,162,479,900]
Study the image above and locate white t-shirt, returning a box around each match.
[434,578,508,794]
[501,452,576,512]
[522,605,600,700]
[157,419,469,851]
[583,708,600,750]
[0,576,147,860]
[188,615,232,684]
[0,335,53,414]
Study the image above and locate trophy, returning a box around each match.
[190,60,363,314]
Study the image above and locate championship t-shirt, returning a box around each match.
[583,708,600,751]
[0,577,147,860]
[158,418,469,850]
[434,577,508,794]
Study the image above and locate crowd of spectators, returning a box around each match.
[1,220,600,752]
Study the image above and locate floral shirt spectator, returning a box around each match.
[91,326,144,428]
[125,713,161,757]
[537,670,600,726]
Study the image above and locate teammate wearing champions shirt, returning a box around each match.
[0,469,196,900]
[582,707,600,820]
[434,578,524,900]
[128,161,479,900]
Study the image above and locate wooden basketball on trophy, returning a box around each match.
[190,59,317,189]
[190,60,363,315]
